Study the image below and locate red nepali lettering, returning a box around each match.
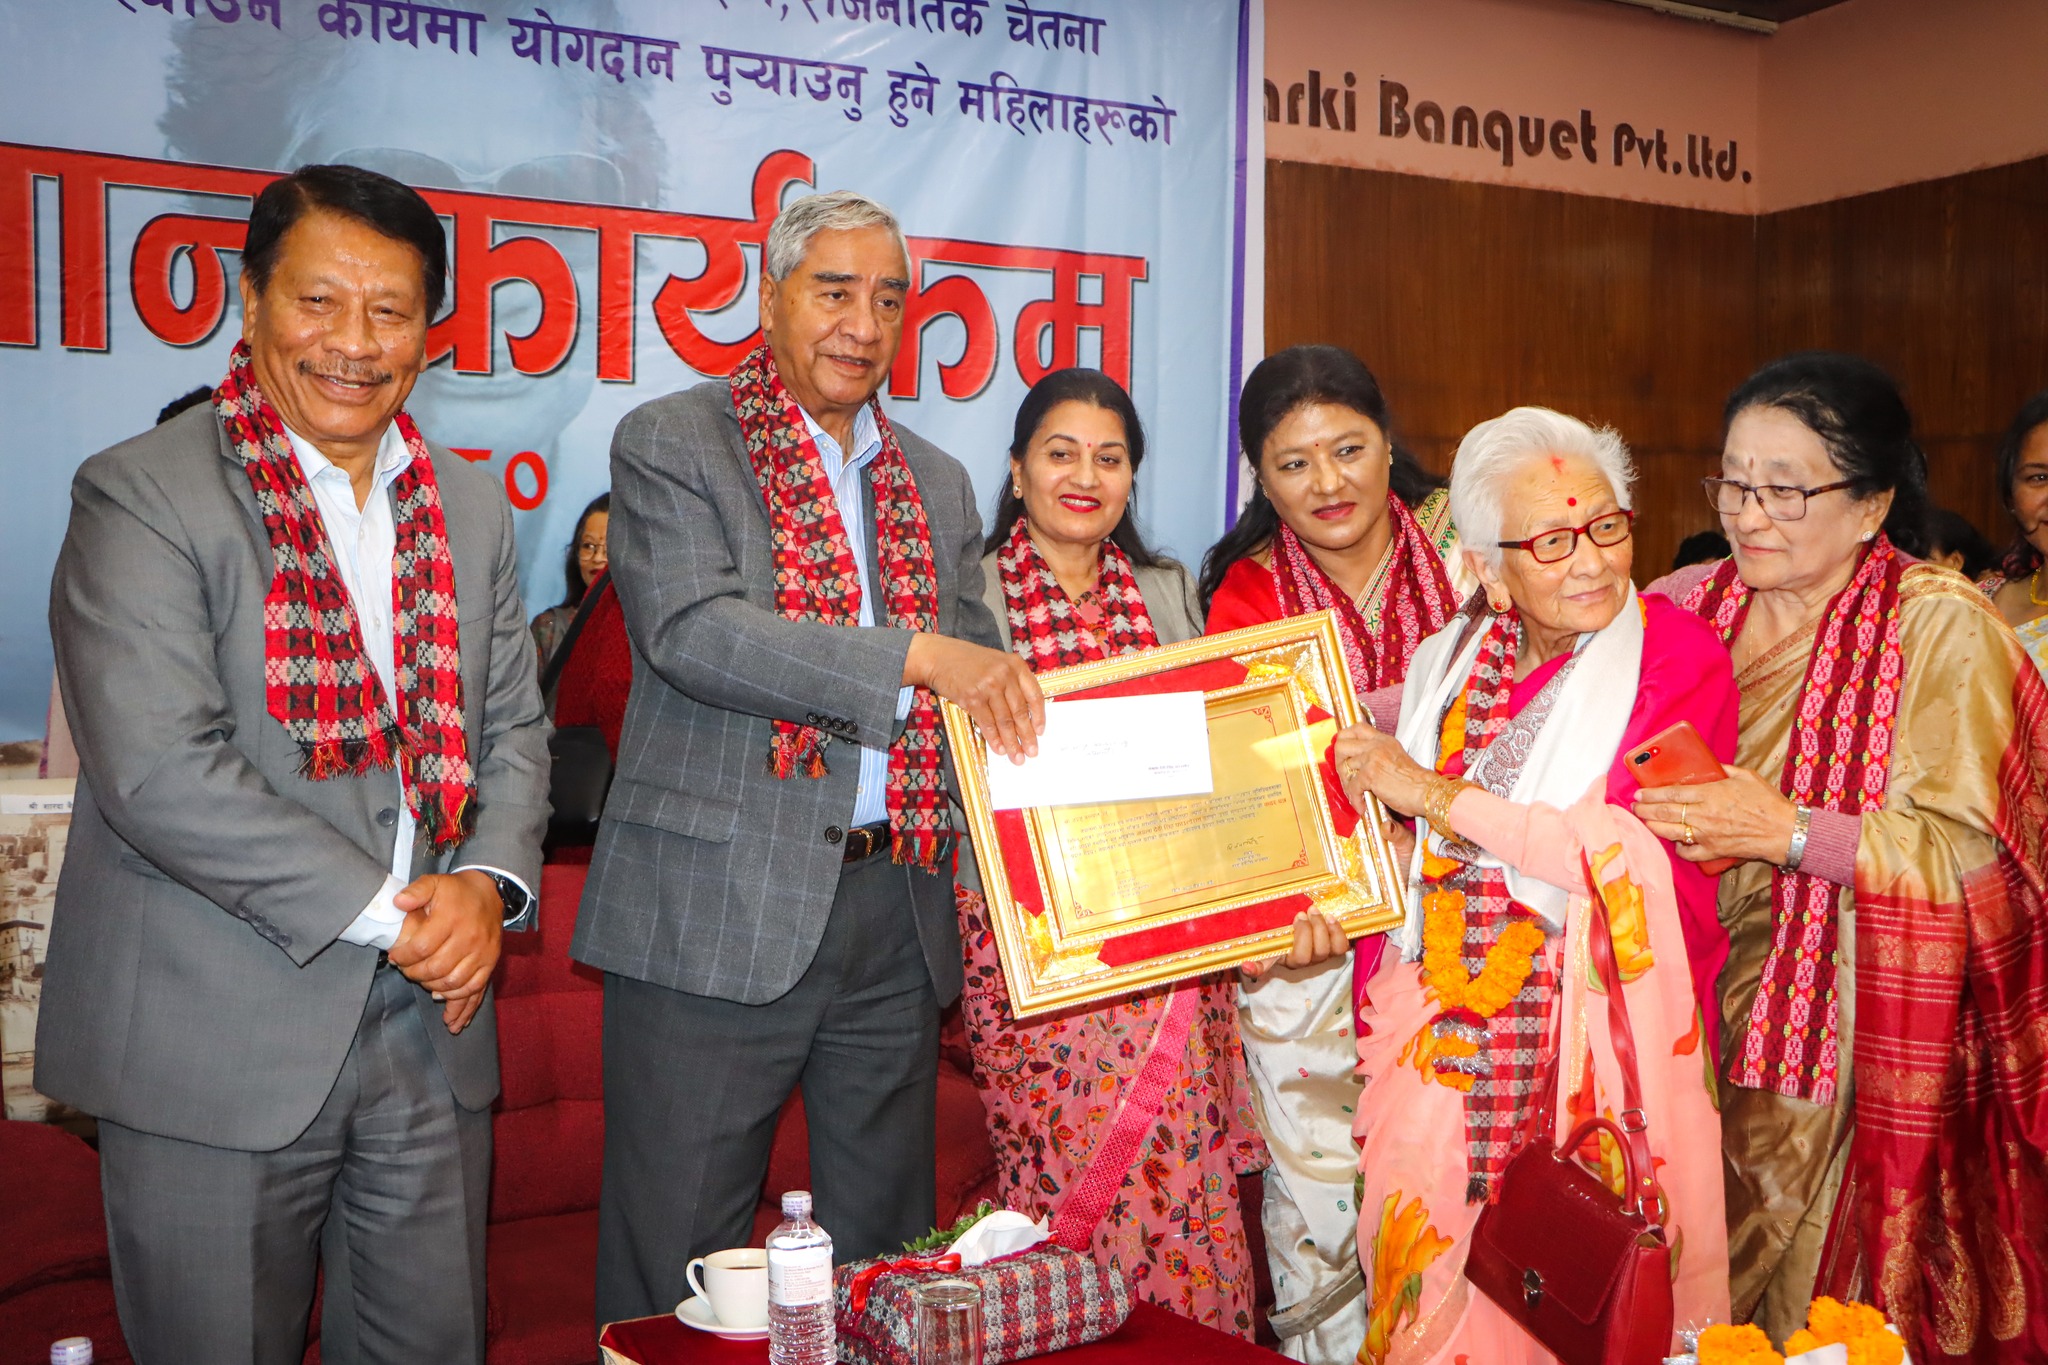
[1,140,1151,398]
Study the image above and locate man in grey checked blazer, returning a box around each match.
[572,191,1044,1325]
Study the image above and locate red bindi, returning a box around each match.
[1566,497,1577,507]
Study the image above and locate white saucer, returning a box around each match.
[675,1295,770,1340]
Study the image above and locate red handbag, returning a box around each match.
[1464,860,1676,1365]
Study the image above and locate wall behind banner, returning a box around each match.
[0,0,1259,744]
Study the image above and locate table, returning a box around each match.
[599,1301,1277,1364]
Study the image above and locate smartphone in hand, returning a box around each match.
[1624,721,1738,875]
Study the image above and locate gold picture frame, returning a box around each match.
[944,611,1405,1017]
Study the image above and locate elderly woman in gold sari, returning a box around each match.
[1640,352,2048,1361]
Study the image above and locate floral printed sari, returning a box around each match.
[1354,594,1730,1364]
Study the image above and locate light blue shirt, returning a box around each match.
[800,405,916,828]
[284,422,529,948]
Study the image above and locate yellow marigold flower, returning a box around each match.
[1698,1321,1783,1365]
[1846,1334,1904,1365]
[1804,1296,1889,1345]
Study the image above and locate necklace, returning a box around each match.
[2029,566,2048,608]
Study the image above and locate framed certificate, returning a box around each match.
[944,611,1405,1017]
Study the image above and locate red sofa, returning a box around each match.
[0,1121,132,1365]
[1,860,1001,1365]
[478,860,1002,1362]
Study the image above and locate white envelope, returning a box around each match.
[985,692,1212,810]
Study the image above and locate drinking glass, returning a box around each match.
[911,1278,983,1365]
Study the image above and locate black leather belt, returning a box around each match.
[842,821,891,863]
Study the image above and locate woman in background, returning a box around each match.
[1640,354,2048,1357]
[1925,507,1998,582]
[1196,346,1464,1364]
[956,368,1273,1337]
[1975,390,2048,677]
[530,491,609,671]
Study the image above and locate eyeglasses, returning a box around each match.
[576,540,607,560]
[1496,509,1635,564]
[1703,477,1855,522]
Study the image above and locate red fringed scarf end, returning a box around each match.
[730,342,953,865]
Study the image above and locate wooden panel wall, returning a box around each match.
[1266,154,2048,578]
[1758,157,2048,548]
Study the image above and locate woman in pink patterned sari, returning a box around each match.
[954,369,1271,1336]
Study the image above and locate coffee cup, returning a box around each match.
[686,1248,769,1329]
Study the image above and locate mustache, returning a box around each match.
[298,359,394,385]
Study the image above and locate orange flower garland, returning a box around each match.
[1422,896,1546,1017]
[1415,850,1547,1092]
[1417,664,1546,1092]
[1697,1323,1783,1365]
[1784,1297,1904,1365]
[1695,1298,1902,1365]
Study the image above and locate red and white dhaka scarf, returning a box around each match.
[1435,607,1563,1199]
[994,515,1159,670]
[1269,491,1458,693]
[729,341,951,869]
[1680,537,1905,1105]
[213,339,475,849]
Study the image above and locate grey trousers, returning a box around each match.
[97,964,492,1365]
[595,851,941,1327]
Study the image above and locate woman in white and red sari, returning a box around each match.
[1195,347,1466,1364]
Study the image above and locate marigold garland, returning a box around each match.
[1413,873,1547,1092]
[1784,1296,1903,1365]
[1421,884,1547,1018]
[1696,1297,1902,1365]
[1697,1322,1783,1365]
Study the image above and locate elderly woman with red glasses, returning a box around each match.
[1329,407,1736,1363]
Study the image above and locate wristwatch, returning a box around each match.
[1784,803,1814,873]
[480,870,533,927]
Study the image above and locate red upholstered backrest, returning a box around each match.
[490,862,605,1225]
[0,1120,109,1300]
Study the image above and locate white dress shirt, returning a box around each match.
[282,423,528,950]
[798,405,915,828]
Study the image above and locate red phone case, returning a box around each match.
[1625,721,1724,789]
[1624,722,1737,875]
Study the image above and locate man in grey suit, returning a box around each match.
[37,165,550,1365]
[574,191,1045,1324]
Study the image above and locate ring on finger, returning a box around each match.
[1681,818,1696,846]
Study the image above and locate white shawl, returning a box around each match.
[1388,586,1645,957]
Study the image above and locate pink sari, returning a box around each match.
[1354,599,1731,1364]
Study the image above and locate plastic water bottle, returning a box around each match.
[766,1189,836,1365]
[49,1340,93,1365]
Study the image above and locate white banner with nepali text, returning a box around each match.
[0,0,1260,745]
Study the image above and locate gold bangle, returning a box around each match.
[1423,774,1474,840]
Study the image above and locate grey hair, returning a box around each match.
[1449,406,1636,570]
[764,191,910,281]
